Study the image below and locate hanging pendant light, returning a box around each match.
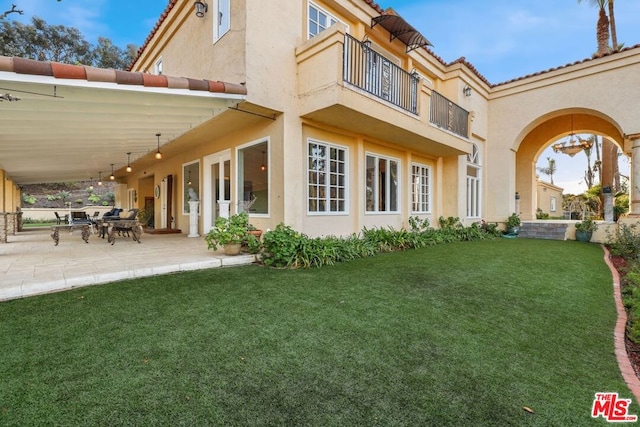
[88,177,94,191]
[109,164,115,180]
[98,172,103,186]
[260,150,266,171]
[187,170,192,185]
[551,114,594,157]
[126,152,132,173]
[155,133,162,160]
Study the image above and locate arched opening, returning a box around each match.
[514,109,627,220]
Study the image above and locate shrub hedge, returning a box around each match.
[260,217,501,269]
[609,223,640,343]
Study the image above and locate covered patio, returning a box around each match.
[0,227,256,301]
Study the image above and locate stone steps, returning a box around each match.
[518,222,568,240]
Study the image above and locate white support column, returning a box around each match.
[188,200,200,237]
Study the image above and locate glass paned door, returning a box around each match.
[203,150,231,231]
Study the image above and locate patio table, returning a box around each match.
[102,219,143,245]
[50,224,91,246]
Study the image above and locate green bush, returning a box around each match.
[536,208,549,219]
[261,219,500,269]
[623,265,640,343]
[607,223,640,260]
[22,193,37,205]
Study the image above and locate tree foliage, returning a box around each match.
[537,156,557,184]
[0,12,136,69]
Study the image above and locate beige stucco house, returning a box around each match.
[536,179,563,219]
[1,0,640,241]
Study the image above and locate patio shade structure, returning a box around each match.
[0,56,246,185]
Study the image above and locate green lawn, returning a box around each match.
[0,239,636,425]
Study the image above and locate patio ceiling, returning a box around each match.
[0,66,245,185]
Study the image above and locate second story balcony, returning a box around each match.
[295,25,471,158]
[342,34,419,115]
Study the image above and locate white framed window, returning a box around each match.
[365,153,400,213]
[154,57,163,75]
[307,140,348,214]
[237,139,269,216]
[214,0,230,41]
[550,196,557,212]
[466,143,481,218]
[308,1,340,39]
[411,163,431,214]
[182,160,200,215]
[127,188,136,210]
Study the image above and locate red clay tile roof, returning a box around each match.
[491,43,640,87]
[0,55,247,95]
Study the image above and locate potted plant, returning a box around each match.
[205,212,250,255]
[138,208,154,228]
[575,218,597,242]
[505,212,521,235]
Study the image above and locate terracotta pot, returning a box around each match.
[248,230,262,239]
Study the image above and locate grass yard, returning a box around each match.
[0,238,636,425]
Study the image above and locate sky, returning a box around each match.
[7,0,638,194]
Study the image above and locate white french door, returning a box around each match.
[203,150,231,231]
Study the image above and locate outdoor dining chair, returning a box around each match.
[54,212,66,224]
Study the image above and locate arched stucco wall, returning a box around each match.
[486,49,640,222]
[515,111,624,220]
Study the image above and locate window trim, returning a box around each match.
[306,138,349,216]
[213,0,231,42]
[236,138,270,218]
[154,57,163,75]
[411,162,431,214]
[466,142,482,219]
[365,152,401,214]
[307,1,346,39]
[182,160,200,216]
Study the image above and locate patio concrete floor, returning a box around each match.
[0,227,256,301]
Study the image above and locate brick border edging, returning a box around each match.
[602,244,640,403]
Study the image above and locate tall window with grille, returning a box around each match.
[466,143,481,218]
[366,153,399,213]
[308,140,348,214]
[412,163,431,214]
[308,1,339,38]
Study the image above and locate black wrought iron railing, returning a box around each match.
[343,34,419,114]
[429,91,469,138]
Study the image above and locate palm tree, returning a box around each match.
[577,0,620,196]
[537,157,557,184]
[577,0,610,56]
[583,135,605,189]
[608,0,618,51]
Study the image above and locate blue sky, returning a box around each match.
[8,0,637,193]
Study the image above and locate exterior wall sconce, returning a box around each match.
[515,192,520,200]
[126,152,132,173]
[194,1,208,18]
[463,85,472,97]
[155,133,162,160]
